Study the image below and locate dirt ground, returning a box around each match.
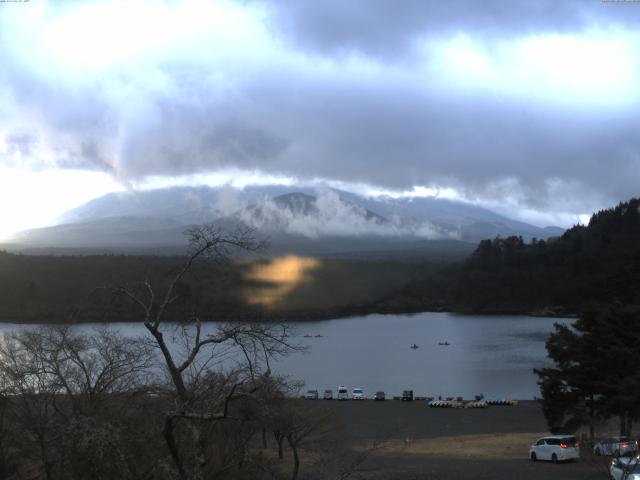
[309,400,611,480]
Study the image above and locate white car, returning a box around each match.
[529,435,580,463]
[610,455,640,480]
[594,436,638,457]
[352,387,365,400]
[337,386,349,400]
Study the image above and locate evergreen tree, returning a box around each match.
[455,197,640,313]
[536,303,640,438]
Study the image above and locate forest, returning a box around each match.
[453,197,640,314]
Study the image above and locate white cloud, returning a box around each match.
[238,190,451,239]
[428,29,639,105]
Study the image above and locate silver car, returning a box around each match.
[352,387,365,400]
[610,455,640,480]
[594,436,638,457]
[305,389,318,400]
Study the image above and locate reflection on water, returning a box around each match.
[244,255,320,307]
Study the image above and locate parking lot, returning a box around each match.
[316,400,610,479]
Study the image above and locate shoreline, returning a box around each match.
[0,306,579,325]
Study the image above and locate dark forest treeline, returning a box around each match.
[0,251,447,323]
[453,197,640,314]
[0,252,255,322]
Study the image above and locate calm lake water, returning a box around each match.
[0,312,570,399]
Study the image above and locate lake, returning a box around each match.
[0,312,570,399]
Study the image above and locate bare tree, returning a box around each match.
[108,225,298,480]
[0,326,156,480]
[0,390,18,479]
[0,329,68,480]
[279,400,333,480]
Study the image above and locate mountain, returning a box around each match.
[53,185,300,225]
[4,185,564,258]
[9,217,188,250]
[337,191,564,241]
[265,192,386,223]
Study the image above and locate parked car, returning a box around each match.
[610,455,640,480]
[337,386,349,400]
[374,391,386,401]
[305,389,318,400]
[401,390,414,401]
[323,389,333,400]
[529,435,580,463]
[352,388,365,400]
[594,436,638,457]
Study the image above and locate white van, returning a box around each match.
[337,386,349,400]
[529,435,580,463]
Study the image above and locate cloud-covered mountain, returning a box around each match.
[2,1,639,236]
[5,186,563,258]
[239,191,452,239]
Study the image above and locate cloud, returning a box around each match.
[1,0,639,225]
[263,0,640,58]
[212,184,245,217]
[237,190,450,239]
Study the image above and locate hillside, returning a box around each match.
[0,250,455,323]
[452,198,640,314]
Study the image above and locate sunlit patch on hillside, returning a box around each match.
[244,256,320,307]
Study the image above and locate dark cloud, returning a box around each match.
[243,79,640,212]
[1,0,639,224]
[262,0,640,58]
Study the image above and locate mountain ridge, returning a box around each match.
[5,185,564,258]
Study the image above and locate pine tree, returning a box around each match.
[535,303,640,439]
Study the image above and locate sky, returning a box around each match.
[1,0,640,238]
